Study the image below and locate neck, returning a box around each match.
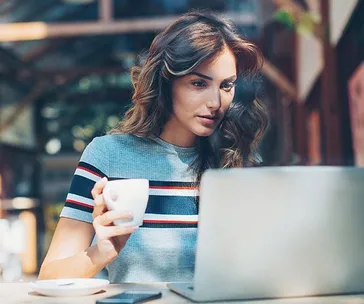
[159,119,197,147]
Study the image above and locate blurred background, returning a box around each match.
[0,0,363,281]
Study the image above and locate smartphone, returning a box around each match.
[96,290,162,304]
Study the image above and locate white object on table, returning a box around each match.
[29,278,110,297]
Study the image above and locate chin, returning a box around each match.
[193,126,215,137]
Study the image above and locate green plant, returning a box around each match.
[274,8,320,36]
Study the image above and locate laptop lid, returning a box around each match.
[192,166,364,301]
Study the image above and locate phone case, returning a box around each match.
[96,290,162,304]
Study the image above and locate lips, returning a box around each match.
[197,115,219,126]
[198,115,218,121]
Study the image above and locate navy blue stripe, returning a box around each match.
[108,177,127,181]
[78,161,107,178]
[65,202,93,213]
[108,178,197,188]
[69,175,95,200]
[149,181,198,187]
[141,222,198,228]
[146,195,197,215]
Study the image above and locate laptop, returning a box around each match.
[167,166,364,302]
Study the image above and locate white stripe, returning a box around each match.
[75,168,101,182]
[149,188,199,197]
[143,213,198,222]
[66,193,95,207]
[60,207,93,223]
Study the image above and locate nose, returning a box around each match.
[206,88,221,111]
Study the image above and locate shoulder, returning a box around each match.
[79,134,151,175]
[96,133,153,148]
[89,134,158,156]
[89,133,141,146]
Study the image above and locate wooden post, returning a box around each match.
[99,0,113,23]
[319,0,343,165]
[292,33,307,164]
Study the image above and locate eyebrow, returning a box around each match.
[190,72,213,80]
[190,72,237,82]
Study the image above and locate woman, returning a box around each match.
[39,10,268,283]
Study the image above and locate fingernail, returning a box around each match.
[102,177,108,182]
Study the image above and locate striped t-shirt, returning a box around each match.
[60,134,198,282]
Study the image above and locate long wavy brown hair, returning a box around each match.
[110,10,269,184]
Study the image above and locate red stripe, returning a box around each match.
[143,219,198,224]
[149,186,197,190]
[66,199,93,209]
[77,166,102,178]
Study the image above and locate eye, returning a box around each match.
[191,80,207,88]
[221,81,236,92]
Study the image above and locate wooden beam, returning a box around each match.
[262,59,298,101]
[0,13,257,42]
[99,0,113,23]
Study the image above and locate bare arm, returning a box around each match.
[38,218,110,279]
[38,178,137,279]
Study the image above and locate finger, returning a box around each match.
[94,192,105,207]
[97,210,133,226]
[91,177,108,199]
[97,225,138,239]
[92,178,108,218]
[92,202,106,219]
[92,193,107,217]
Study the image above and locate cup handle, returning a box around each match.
[103,186,119,211]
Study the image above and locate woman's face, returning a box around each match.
[160,46,237,147]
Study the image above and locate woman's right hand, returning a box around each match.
[91,177,138,261]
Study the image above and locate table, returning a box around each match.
[1,282,364,304]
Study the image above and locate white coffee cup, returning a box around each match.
[103,179,149,227]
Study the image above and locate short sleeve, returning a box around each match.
[60,136,109,223]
